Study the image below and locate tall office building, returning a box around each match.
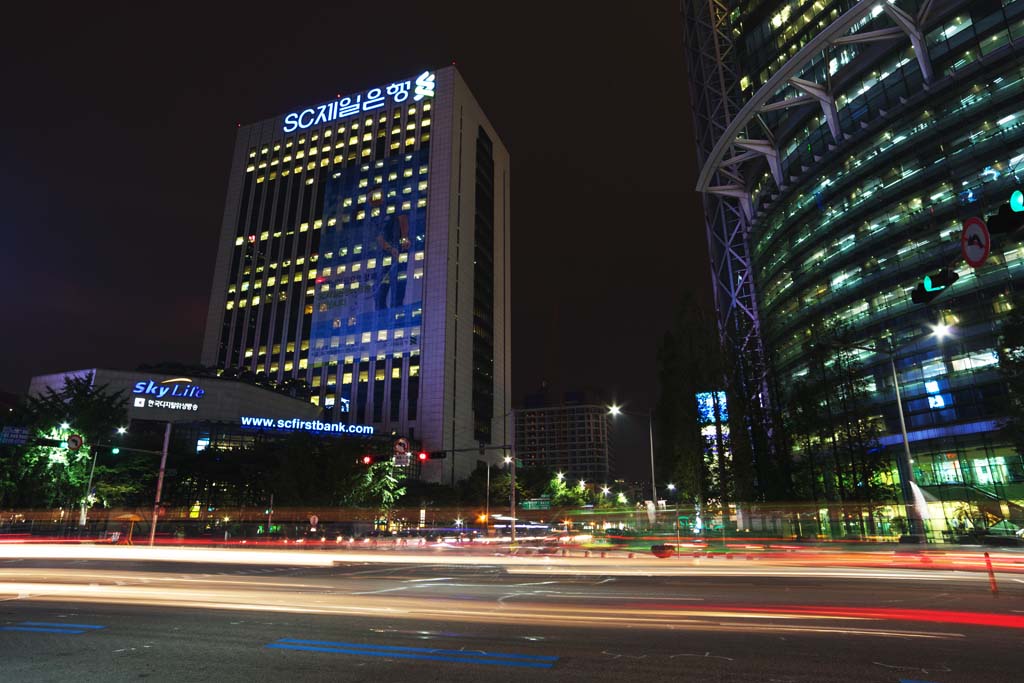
[201,66,511,482]
[515,390,614,484]
[683,1,1024,532]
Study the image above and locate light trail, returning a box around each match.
[1,544,1019,581]
[0,578,964,640]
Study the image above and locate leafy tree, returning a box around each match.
[0,373,127,509]
[998,299,1024,454]
[654,294,723,508]
[780,332,895,535]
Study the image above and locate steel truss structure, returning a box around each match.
[681,0,939,494]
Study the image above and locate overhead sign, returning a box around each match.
[961,216,991,268]
[66,434,83,451]
[239,416,374,436]
[283,70,436,133]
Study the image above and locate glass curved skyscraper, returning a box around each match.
[684,0,1024,536]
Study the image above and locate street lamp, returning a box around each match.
[503,455,516,544]
[116,426,127,435]
[608,404,657,507]
[826,324,954,541]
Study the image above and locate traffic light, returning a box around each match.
[911,268,960,304]
[358,455,374,466]
[417,451,447,461]
[987,200,1024,235]
[110,446,120,455]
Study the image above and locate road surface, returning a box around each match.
[1,548,1022,682]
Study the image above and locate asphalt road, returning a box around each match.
[1,554,1022,682]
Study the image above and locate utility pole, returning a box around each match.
[80,436,100,527]
[148,422,172,547]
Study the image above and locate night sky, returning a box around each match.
[1,3,711,433]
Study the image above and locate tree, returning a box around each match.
[0,373,127,509]
[654,294,723,509]
[998,299,1024,454]
[780,331,895,536]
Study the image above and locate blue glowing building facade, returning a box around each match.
[201,67,511,482]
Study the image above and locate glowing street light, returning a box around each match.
[607,404,657,509]
[667,483,676,491]
[601,486,610,496]
[930,322,954,339]
[503,455,512,464]
[116,426,127,435]
[60,422,70,430]
[578,479,586,490]
[555,471,565,481]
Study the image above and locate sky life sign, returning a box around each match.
[283,70,436,133]
[132,377,205,412]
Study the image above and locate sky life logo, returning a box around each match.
[282,70,435,133]
[132,377,206,400]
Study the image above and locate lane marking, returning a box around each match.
[20,621,105,629]
[277,638,559,661]
[266,638,557,668]
[0,626,87,634]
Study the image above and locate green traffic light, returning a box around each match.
[1011,189,1024,213]
[111,447,120,455]
[923,275,945,292]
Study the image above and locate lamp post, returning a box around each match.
[503,455,516,544]
[825,324,952,541]
[608,405,657,507]
[148,422,172,547]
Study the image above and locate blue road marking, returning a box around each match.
[0,621,106,635]
[276,638,559,662]
[266,638,558,669]
[0,626,87,634]
[265,643,556,668]
[20,622,105,630]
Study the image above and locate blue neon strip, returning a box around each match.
[19,622,105,630]
[276,637,558,661]
[878,419,1002,446]
[0,626,86,634]
[265,644,555,668]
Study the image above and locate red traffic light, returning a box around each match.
[360,455,374,466]
[417,451,428,461]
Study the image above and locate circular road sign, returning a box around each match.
[962,216,991,268]
[66,434,83,451]
[394,437,410,455]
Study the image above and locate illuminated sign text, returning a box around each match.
[283,71,435,133]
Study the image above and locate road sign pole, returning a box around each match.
[80,439,99,527]
[149,422,172,547]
